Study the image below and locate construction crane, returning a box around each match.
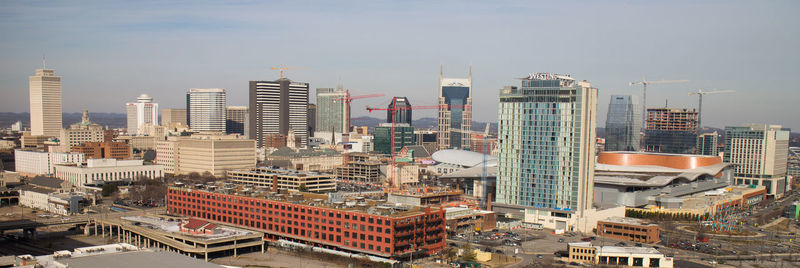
[629,77,689,131]
[333,90,384,144]
[449,126,493,210]
[688,89,735,130]
[366,103,465,159]
[271,64,305,79]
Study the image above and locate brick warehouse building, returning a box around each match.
[167,183,446,259]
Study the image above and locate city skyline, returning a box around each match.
[1,1,798,130]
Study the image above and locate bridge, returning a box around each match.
[0,207,166,238]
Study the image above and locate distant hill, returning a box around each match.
[0,112,128,129]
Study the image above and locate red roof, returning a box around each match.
[183,218,211,230]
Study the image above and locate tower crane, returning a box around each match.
[366,103,465,159]
[629,77,689,131]
[688,89,735,130]
[449,126,493,210]
[271,64,305,79]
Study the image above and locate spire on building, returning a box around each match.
[81,109,90,125]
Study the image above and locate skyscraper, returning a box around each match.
[387,97,412,125]
[696,132,719,156]
[29,68,62,137]
[249,79,310,148]
[724,124,791,197]
[604,95,641,151]
[437,67,472,150]
[643,108,698,154]
[307,104,316,137]
[161,108,187,126]
[374,123,414,155]
[315,88,346,133]
[125,94,159,135]
[186,88,226,132]
[226,106,248,135]
[494,73,597,232]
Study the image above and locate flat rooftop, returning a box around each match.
[31,243,223,268]
[229,167,332,177]
[119,216,255,241]
[172,181,442,218]
[599,217,657,227]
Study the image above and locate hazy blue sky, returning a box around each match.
[1,1,798,129]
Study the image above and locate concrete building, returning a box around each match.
[72,141,131,160]
[387,97,412,125]
[19,188,83,215]
[249,79,310,148]
[187,88,226,132]
[374,123,414,155]
[227,167,336,193]
[567,242,673,267]
[29,68,62,137]
[60,110,105,148]
[161,108,187,126]
[315,87,347,134]
[126,94,159,136]
[54,159,164,187]
[725,124,791,197]
[226,106,247,135]
[387,163,419,186]
[605,95,641,151]
[168,182,446,259]
[155,135,256,177]
[644,108,698,154]
[597,217,660,244]
[437,67,472,150]
[14,149,84,176]
[335,153,381,184]
[444,207,496,235]
[11,121,22,132]
[494,73,597,233]
[593,151,734,208]
[387,187,462,207]
[696,131,719,156]
[265,147,342,172]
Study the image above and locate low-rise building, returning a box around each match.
[266,147,342,172]
[18,186,84,215]
[14,149,84,176]
[387,163,419,186]
[25,243,228,268]
[597,217,660,244]
[567,242,674,267]
[72,141,131,160]
[335,153,381,184]
[444,207,496,235]
[227,167,336,193]
[54,158,164,188]
[387,187,462,206]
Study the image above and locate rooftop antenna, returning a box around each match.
[42,54,46,69]
[665,99,668,108]
[337,76,343,91]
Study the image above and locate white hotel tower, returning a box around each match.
[126,94,159,135]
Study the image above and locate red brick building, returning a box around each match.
[72,141,131,160]
[167,185,446,259]
[597,217,660,244]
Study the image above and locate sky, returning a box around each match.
[1,0,798,130]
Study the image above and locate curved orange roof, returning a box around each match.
[597,151,722,170]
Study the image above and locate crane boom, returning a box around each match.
[688,88,735,130]
[629,77,689,136]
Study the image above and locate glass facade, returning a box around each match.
[441,86,470,148]
[315,88,346,133]
[496,75,596,212]
[374,124,414,155]
[604,95,641,151]
[387,97,412,125]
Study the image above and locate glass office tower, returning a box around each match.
[495,73,597,227]
[605,95,641,151]
[437,67,472,150]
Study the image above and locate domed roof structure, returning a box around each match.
[431,149,496,168]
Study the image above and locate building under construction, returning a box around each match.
[644,108,698,154]
[227,167,336,193]
[387,186,462,206]
[335,153,382,184]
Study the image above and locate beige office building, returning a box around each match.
[156,135,256,177]
[61,110,105,148]
[29,68,63,137]
[725,124,791,197]
[162,108,187,126]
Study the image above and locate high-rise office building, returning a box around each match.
[604,95,641,151]
[387,97,412,125]
[696,132,719,156]
[187,88,226,132]
[724,124,791,197]
[29,68,62,137]
[374,123,414,155]
[437,67,472,150]
[494,73,597,232]
[249,79,310,148]
[226,106,248,135]
[125,94,159,135]
[315,88,346,133]
[307,104,316,137]
[161,108,187,126]
[643,108,698,154]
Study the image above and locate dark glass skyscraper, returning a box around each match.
[387,97,412,125]
[605,95,641,151]
[249,78,310,148]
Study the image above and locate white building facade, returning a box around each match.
[29,68,63,137]
[187,88,226,132]
[126,94,159,135]
[54,159,164,187]
[15,150,84,176]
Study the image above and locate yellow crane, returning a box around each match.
[271,64,305,80]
